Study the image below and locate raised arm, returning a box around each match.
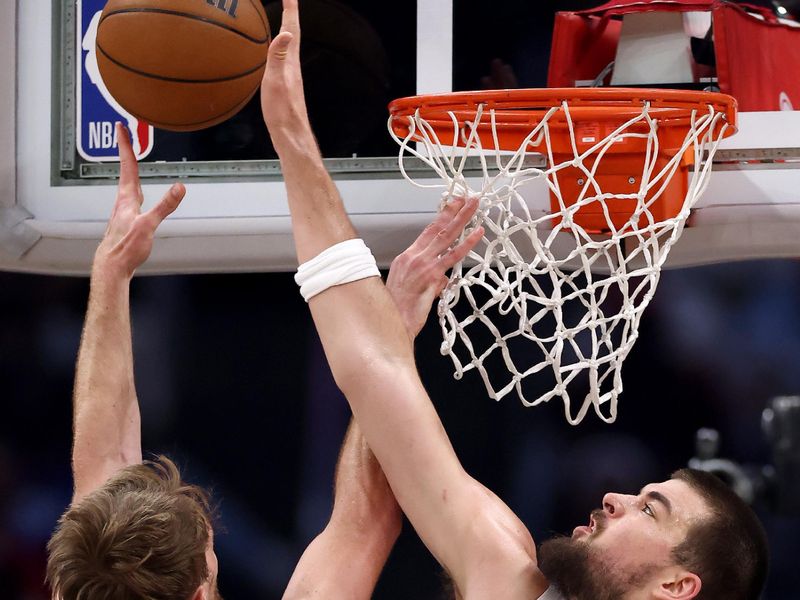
[71,123,185,503]
[283,209,480,599]
[261,2,544,595]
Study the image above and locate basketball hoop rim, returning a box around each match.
[388,87,738,136]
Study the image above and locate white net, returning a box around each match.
[389,97,730,424]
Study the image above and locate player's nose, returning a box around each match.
[602,492,634,518]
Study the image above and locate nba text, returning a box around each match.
[88,121,118,150]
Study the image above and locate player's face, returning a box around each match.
[574,478,709,577]
[538,478,710,599]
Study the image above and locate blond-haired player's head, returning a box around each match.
[47,457,222,600]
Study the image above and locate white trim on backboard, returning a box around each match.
[0,0,16,210]
[720,111,800,150]
[5,0,800,275]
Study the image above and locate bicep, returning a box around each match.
[306,279,536,584]
[342,364,535,581]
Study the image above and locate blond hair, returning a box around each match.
[47,456,213,600]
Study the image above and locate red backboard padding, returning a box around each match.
[714,3,800,110]
[548,1,798,112]
[547,13,621,88]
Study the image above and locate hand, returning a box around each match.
[93,123,185,279]
[260,0,308,138]
[386,196,484,339]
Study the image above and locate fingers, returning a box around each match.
[267,31,293,64]
[265,0,299,74]
[280,0,300,38]
[412,195,468,250]
[141,183,185,230]
[428,196,480,256]
[439,224,484,271]
[115,122,141,192]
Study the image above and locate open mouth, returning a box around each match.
[573,510,603,539]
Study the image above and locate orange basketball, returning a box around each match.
[96,0,270,132]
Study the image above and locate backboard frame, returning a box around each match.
[2,0,800,276]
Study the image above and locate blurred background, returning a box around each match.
[2,260,800,599]
[4,0,800,598]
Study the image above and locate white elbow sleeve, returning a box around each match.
[294,238,381,302]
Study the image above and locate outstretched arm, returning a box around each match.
[71,123,185,503]
[283,211,479,599]
[262,2,544,595]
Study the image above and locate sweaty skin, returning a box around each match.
[260,2,546,599]
[260,2,718,600]
[283,196,482,599]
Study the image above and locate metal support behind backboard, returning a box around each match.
[610,12,697,85]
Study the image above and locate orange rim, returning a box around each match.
[389,88,738,149]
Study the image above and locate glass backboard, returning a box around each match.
[2,0,799,276]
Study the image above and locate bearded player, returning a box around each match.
[260,1,770,599]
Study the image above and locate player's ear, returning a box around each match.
[189,585,206,600]
[654,570,701,600]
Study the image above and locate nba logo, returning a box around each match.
[77,0,154,162]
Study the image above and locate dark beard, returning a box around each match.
[538,535,658,600]
[538,536,624,600]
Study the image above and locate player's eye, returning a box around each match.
[642,503,655,518]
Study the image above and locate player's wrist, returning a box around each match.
[328,509,402,548]
[269,126,321,160]
[90,257,133,288]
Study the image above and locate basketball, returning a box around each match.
[96,0,270,132]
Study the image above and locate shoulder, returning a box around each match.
[457,483,549,599]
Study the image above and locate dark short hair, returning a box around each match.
[47,456,213,600]
[671,468,769,600]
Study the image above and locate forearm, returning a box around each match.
[283,526,396,600]
[72,267,142,500]
[270,129,356,264]
[328,419,402,547]
[284,420,400,599]
[68,121,183,501]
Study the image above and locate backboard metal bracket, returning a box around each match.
[77,154,548,181]
[56,0,77,173]
[0,206,42,259]
[712,147,800,168]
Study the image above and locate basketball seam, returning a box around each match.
[146,86,259,129]
[97,44,266,83]
[157,90,256,129]
[99,8,270,44]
